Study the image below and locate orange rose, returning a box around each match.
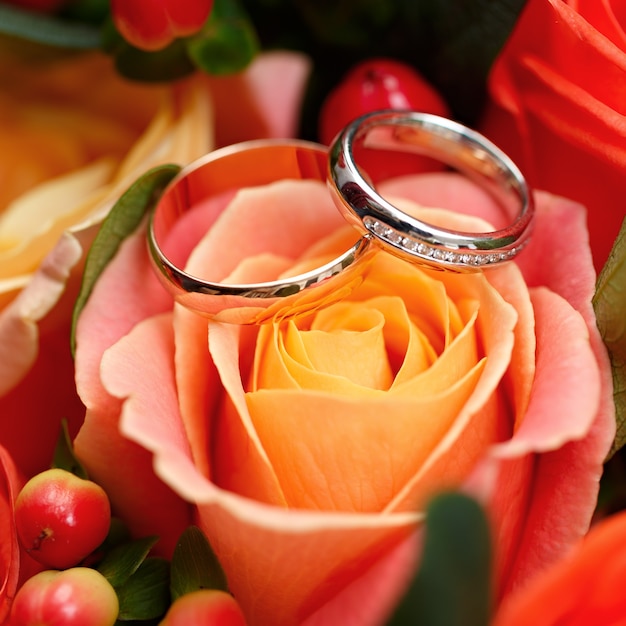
[493,510,626,626]
[481,0,626,270]
[73,169,614,624]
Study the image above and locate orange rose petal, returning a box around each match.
[171,233,291,481]
[393,303,479,396]
[251,247,482,398]
[346,254,463,355]
[493,512,626,626]
[294,304,395,390]
[74,230,188,552]
[245,361,483,513]
[394,389,509,515]
[259,294,475,398]
[209,323,287,507]
[430,268,526,432]
[373,194,537,428]
[300,530,419,626]
[74,229,185,554]
[514,192,615,452]
[194,502,416,626]
[252,321,301,391]
[265,305,394,393]
[387,274,518,512]
[372,296,436,385]
[296,294,438,389]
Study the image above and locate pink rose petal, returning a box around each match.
[74,221,172,415]
[74,226,189,555]
[207,51,312,147]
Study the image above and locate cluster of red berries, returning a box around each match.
[11,469,116,626]
[9,468,245,626]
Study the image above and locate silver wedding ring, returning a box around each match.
[328,110,534,270]
[147,139,373,324]
[148,112,534,323]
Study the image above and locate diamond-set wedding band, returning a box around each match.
[328,110,534,271]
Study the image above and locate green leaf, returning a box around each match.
[70,164,180,357]
[60,0,110,25]
[51,418,88,479]
[117,557,171,621]
[0,4,101,48]
[593,218,626,459]
[187,0,259,75]
[100,518,133,553]
[97,536,160,589]
[170,526,228,601]
[106,27,197,82]
[386,492,492,626]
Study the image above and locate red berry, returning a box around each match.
[111,0,214,51]
[14,469,111,570]
[159,590,247,626]
[319,58,451,182]
[10,567,119,626]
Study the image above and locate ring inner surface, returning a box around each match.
[354,120,525,233]
[148,141,372,322]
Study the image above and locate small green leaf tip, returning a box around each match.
[70,164,180,357]
[386,491,492,626]
[594,218,626,460]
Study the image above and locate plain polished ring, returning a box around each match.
[328,110,534,270]
[148,140,373,324]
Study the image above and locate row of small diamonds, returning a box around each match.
[364,217,524,267]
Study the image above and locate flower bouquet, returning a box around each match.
[0,0,624,624]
